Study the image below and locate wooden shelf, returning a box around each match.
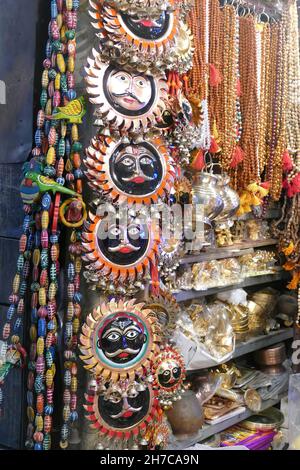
[169,392,287,450]
[174,271,289,302]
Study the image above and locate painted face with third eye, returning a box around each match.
[97,314,147,365]
[110,143,163,196]
[107,70,153,113]
[96,216,149,266]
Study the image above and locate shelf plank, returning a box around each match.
[169,392,287,450]
[180,239,278,265]
[233,328,293,359]
[174,271,290,302]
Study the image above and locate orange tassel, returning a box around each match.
[190,149,205,171]
[209,136,220,154]
[230,145,244,168]
[209,63,223,87]
[282,150,294,172]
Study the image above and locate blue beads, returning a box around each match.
[65,139,71,157]
[17,255,24,273]
[47,320,56,332]
[51,0,58,19]
[46,39,52,58]
[40,90,48,110]
[7,305,16,321]
[67,89,77,101]
[50,263,57,281]
[74,169,83,179]
[73,292,82,304]
[56,176,65,186]
[73,0,80,10]
[50,233,59,244]
[38,318,46,337]
[67,263,75,281]
[20,280,27,297]
[70,411,79,422]
[34,231,41,248]
[46,350,53,368]
[27,391,34,406]
[35,129,42,147]
[27,233,34,251]
[23,215,31,232]
[34,443,43,451]
[41,192,51,211]
[31,307,38,323]
[41,249,49,269]
[45,404,54,416]
[44,120,51,137]
[43,165,56,178]
[13,318,22,333]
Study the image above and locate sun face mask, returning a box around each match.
[85,134,175,205]
[85,50,168,132]
[80,299,161,381]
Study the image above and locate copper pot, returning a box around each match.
[254,342,286,366]
[166,390,204,440]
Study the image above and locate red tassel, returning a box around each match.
[190,149,205,171]
[230,145,244,168]
[261,181,270,189]
[290,174,300,196]
[209,136,220,154]
[209,63,223,87]
[237,79,242,97]
[282,150,294,172]
[150,262,159,296]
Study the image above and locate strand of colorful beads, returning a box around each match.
[0,211,32,417]
[58,0,82,450]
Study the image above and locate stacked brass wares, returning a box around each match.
[254,343,286,375]
[247,289,279,335]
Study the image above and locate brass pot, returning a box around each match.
[166,390,204,440]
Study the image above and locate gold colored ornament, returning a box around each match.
[90,1,192,73]
[151,345,186,409]
[146,290,180,339]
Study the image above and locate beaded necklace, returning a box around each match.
[24,0,82,451]
[238,14,259,188]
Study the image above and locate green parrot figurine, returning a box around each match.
[25,172,81,198]
[47,96,86,123]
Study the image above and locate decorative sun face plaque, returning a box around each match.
[80,299,161,381]
[84,380,161,446]
[85,134,175,205]
[82,208,159,282]
[152,345,186,409]
[146,291,180,339]
[89,0,181,72]
[85,49,168,132]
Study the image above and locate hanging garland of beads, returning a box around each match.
[237,14,259,188]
